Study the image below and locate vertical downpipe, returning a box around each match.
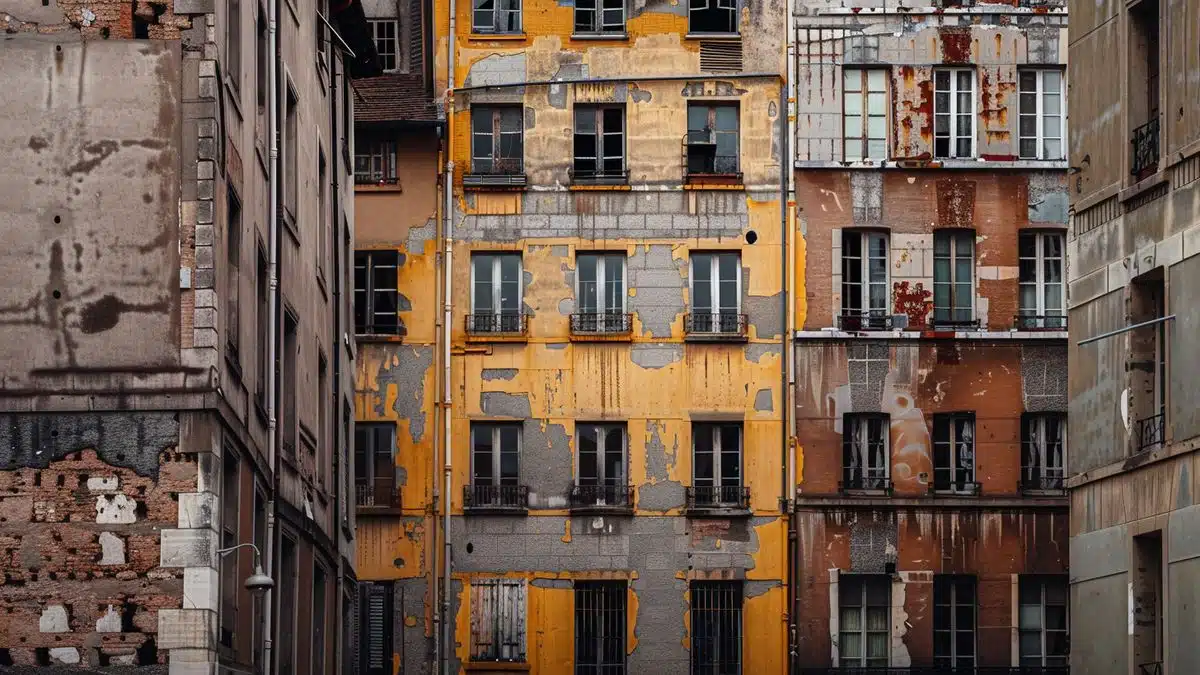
[439,0,457,671]
[783,11,800,673]
[431,138,445,675]
[263,0,280,668]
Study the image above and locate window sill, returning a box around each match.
[467,32,527,41]
[355,182,403,193]
[570,32,629,41]
[684,32,741,39]
[569,331,633,343]
[684,333,749,343]
[569,504,634,515]
[1119,169,1168,204]
[683,179,744,191]
[356,504,403,515]
[685,506,752,518]
[464,663,531,672]
[569,183,632,191]
[355,332,407,343]
[463,505,529,516]
[465,333,529,344]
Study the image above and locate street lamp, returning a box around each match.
[216,542,275,595]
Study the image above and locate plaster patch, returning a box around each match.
[754,388,774,412]
[630,343,683,369]
[99,531,126,565]
[481,368,518,381]
[96,605,122,632]
[95,493,137,524]
[480,392,532,418]
[48,648,80,665]
[87,476,120,493]
[40,605,69,632]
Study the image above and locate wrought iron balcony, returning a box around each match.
[1131,117,1160,180]
[465,313,529,337]
[1014,314,1067,331]
[569,167,630,186]
[356,481,399,508]
[463,484,529,513]
[1135,412,1165,453]
[840,469,892,494]
[685,485,751,513]
[684,312,748,340]
[463,159,527,188]
[797,668,1069,675]
[570,312,633,337]
[1019,471,1065,494]
[838,310,894,331]
[569,484,634,513]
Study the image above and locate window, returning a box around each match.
[472,0,521,34]
[1130,270,1166,452]
[471,107,524,175]
[354,139,398,185]
[369,19,399,72]
[690,581,742,674]
[840,230,888,326]
[1018,232,1065,329]
[1018,70,1065,160]
[843,70,887,160]
[255,244,269,406]
[354,423,396,507]
[1132,532,1163,670]
[219,447,240,651]
[312,566,328,673]
[315,0,328,76]
[256,4,267,110]
[360,582,394,675]
[574,0,624,34]
[470,253,524,333]
[318,148,329,280]
[686,103,739,176]
[932,413,976,494]
[688,252,742,335]
[1129,0,1160,179]
[575,581,627,675]
[353,250,401,335]
[838,575,889,667]
[688,0,737,34]
[277,536,298,675]
[469,423,523,508]
[842,414,889,491]
[470,578,527,662]
[934,69,975,159]
[226,0,241,92]
[1018,576,1069,666]
[574,253,627,333]
[284,84,298,217]
[281,311,297,455]
[318,352,328,489]
[1021,413,1066,492]
[691,423,744,507]
[932,230,975,326]
[574,424,628,507]
[573,107,626,183]
[933,575,976,668]
[226,188,242,361]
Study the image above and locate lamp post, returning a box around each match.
[216,542,275,594]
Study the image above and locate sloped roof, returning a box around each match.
[352,74,438,124]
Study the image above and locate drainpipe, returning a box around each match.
[439,0,457,671]
[262,0,281,668]
[783,10,799,674]
[430,134,445,675]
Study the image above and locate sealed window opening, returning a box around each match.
[470,578,527,662]
[686,103,740,176]
[1021,413,1066,491]
[354,422,397,507]
[256,4,268,110]
[355,139,399,185]
[369,19,400,72]
[932,412,976,494]
[1018,575,1069,666]
[575,581,627,674]
[933,68,976,159]
[690,581,743,674]
[933,575,977,668]
[574,0,625,34]
[932,230,975,327]
[360,582,395,675]
[842,413,890,491]
[692,422,743,507]
[573,106,627,183]
[1018,69,1065,160]
[688,0,737,34]
[1017,231,1065,329]
[472,0,522,34]
[843,69,888,160]
[471,107,524,175]
[469,253,524,333]
[353,250,402,335]
[284,85,299,216]
[839,574,890,667]
[841,230,889,323]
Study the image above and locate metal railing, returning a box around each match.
[463,484,529,511]
[356,481,399,508]
[927,315,982,330]
[1019,471,1065,493]
[465,313,529,336]
[570,312,633,336]
[840,469,892,493]
[1131,117,1160,179]
[569,167,630,185]
[1135,412,1165,452]
[684,312,748,337]
[1014,314,1067,331]
[797,668,1069,675]
[569,484,634,510]
[686,485,751,510]
[838,311,893,331]
[930,476,981,495]
[463,159,528,188]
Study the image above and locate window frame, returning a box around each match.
[353,422,396,507]
[689,251,742,329]
[932,412,977,494]
[932,229,975,326]
[1021,412,1066,492]
[576,252,626,316]
[842,68,889,161]
[470,423,522,486]
[841,230,890,318]
[572,105,627,183]
[472,0,523,35]
[1018,230,1065,326]
[470,578,528,662]
[933,575,977,669]
[360,581,395,675]
[1018,68,1066,160]
[687,0,739,35]
[842,413,890,491]
[575,423,627,487]
[226,187,243,362]
[470,106,525,175]
[226,0,242,94]
[1018,576,1069,667]
[573,0,626,35]
[470,253,524,317]
[692,422,743,495]
[686,102,741,176]
[218,446,240,653]
[575,581,628,675]
[368,19,400,72]
[689,581,743,675]
[353,250,402,335]
[354,138,399,185]
[933,68,976,159]
[838,574,890,668]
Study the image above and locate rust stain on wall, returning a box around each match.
[939,27,973,65]
[935,179,976,227]
[893,281,933,326]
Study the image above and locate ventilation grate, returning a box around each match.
[700,39,743,72]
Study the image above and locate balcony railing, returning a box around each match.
[838,310,893,331]
[463,484,529,512]
[570,312,633,336]
[1019,471,1065,493]
[931,475,981,495]
[797,668,1069,675]
[684,312,748,340]
[463,160,527,188]
[1135,412,1165,452]
[840,469,892,493]
[1131,117,1160,180]
[927,314,982,330]
[685,485,751,512]
[1014,314,1067,331]
[569,167,630,186]
[355,481,399,508]
[465,313,529,337]
[569,484,634,512]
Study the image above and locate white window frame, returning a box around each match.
[841,230,890,316]
[470,253,523,316]
[1018,577,1069,667]
[838,575,890,667]
[932,230,975,326]
[933,413,976,494]
[575,423,626,486]
[1018,69,1066,160]
[1022,413,1066,490]
[689,252,742,323]
[368,19,400,72]
[469,423,522,486]
[575,253,626,315]
[843,69,889,161]
[934,68,976,159]
[1018,231,1065,322]
[842,413,890,490]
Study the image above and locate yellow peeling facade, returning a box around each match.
[354,0,793,669]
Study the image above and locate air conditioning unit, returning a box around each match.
[891,314,909,329]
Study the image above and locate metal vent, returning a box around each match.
[700,39,743,72]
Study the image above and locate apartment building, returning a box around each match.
[1066,0,1200,670]
[0,0,374,671]
[347,0,794,671]
[790,0,1070,669]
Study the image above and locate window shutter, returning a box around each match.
[360,583,391,675]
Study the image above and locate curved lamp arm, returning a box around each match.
[216,542,263,563]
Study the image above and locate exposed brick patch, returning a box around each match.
[0,0,192,40]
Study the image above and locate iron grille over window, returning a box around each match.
[934,575,977,668]
[839,575,889,667]
[932,230,976,327]
[842,231,889,323]
[354,423,397,507]
[368,19,399,72]
[686,104,740,176]
[471,578,527,662]
[690,581,742,675]
[842,414,890,492]
[1021,413,1065,492]
[934,69,976,158]
[355,139,398,185]
[573,107,627,183]
[1018,576,1069,667]
[354,250,403,334]
[933,413,977,494]
[575,581,627,675]
[843,70,888,160]
[574,0,625,34]
[1018,232,1065,329]
[1131,118,1160,179]
[688,0,737,34]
